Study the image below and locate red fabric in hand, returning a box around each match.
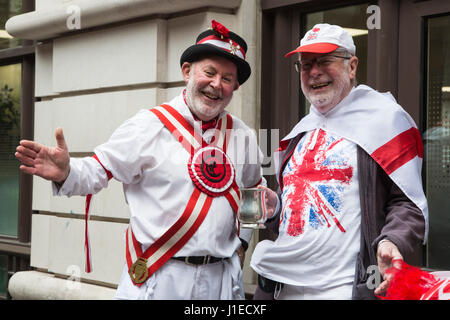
[378,260,439,300]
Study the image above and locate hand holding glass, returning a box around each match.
[238,188,267,229]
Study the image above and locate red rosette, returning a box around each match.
[188,146,235,197]
[211,19,230,38]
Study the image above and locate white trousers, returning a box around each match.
[275,282,353,300]
[114,253,244,300]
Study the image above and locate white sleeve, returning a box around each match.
[93,109,163,185]
[52,157,110,197]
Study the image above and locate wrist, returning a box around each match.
[56,167,70,185]
[377,239,391,250]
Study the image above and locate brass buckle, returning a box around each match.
[184,256,194,266]
[184,256,211,265]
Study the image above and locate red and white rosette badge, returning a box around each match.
[188,146,235,197]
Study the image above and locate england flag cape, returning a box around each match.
[275,85,428,242]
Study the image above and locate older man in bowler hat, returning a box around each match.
[15,20,264,300]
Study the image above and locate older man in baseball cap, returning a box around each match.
[250,24,427,300]
[16,20,264,300]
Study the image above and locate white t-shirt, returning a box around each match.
[251,128,361,288]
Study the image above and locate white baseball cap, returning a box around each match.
[285,23,356,57]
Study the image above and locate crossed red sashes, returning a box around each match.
[84,104,241,286]
[126,104,240,285]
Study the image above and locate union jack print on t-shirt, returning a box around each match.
[281,129,354,236]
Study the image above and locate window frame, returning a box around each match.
[403,1,450,270]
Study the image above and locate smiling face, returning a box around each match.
[182,56,240,121]
[300,51,358,113]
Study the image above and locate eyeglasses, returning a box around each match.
[294,55,351,73]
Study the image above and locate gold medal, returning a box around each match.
[128,257,149,284]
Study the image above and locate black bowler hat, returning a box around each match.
[180,20,251,85]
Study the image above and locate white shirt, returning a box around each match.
[55,91,263,258]
[251,129,361,288]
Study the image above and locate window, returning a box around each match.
[301,3,369,115]
[0,0,34,300]
[0,0,22,50]
[0,255,7,299]
[424,14,450,269]
[0,63,21,237]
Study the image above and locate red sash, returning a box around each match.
[125,104,240,285]
[84,105,241,284]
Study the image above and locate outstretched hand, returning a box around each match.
[15,128,70,184]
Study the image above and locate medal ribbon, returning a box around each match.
[84,155,113,273]
[126,188,213,286]
[124,104,240,286]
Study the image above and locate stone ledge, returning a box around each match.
[8,270,116,300]
[6,0,241,40]
[9,270,259,300]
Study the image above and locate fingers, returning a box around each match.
[374,279,390,296]
[15,151,36,167]
[55,127,68,150]
[19,139,42,153]
[255,185,278,218]
[19,164,37,176]
[15,145,39,167]
[15,142,40,176]
[256,185,276,196]
[375,267,399,296]
[257,185,274,200]
[16,145,37,159]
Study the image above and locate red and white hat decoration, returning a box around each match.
[180,19,251,84]
[196,20,246,60]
